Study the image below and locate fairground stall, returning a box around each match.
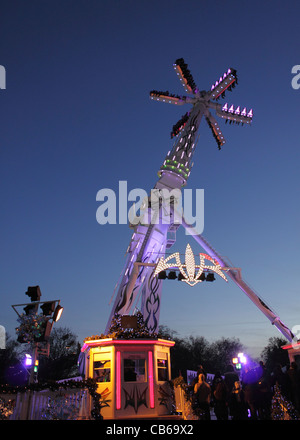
[80,314,175,419]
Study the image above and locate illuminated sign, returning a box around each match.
[154,244,228,286]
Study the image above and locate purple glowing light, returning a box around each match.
[238,353,247,364]
[222,103,228,112]
[24,354,32,367]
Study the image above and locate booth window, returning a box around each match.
[124,358,146,382]
[157,356,168,381]
[93,359,111,383]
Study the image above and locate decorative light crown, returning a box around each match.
[154,244,228,286]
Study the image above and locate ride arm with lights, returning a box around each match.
[211,101,253,125]
[205,112,225,150]
[173,58,198,94]
[150,90,191,106]
[207,68,238,101]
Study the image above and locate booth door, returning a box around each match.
[119,351,154,417]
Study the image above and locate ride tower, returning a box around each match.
[105,59,294,343]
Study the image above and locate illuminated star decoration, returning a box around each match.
[154,244,228,286]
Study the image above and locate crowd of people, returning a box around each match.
[189,361,300,420]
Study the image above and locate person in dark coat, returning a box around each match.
[229,381,248,420]
[212,372,228,420]
[224,365,239,401]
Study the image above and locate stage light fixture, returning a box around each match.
[25,286,41,302]
[168,271,177,280]
[41,301,56,316]
[206,273,215,282]
[158,271,167,280]
[53,305,64,322]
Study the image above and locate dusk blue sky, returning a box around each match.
[1,1,299,360]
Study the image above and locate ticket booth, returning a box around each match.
[81,337,175,419]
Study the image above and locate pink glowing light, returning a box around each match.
[24,354,32,367]
[222,103,228,112]
[81,338,175,352]
[148,351,155,409]
[116,351,121,410]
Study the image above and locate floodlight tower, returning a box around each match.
[105,59,253,334]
